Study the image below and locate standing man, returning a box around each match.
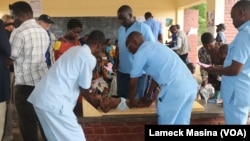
[169,25,190,64]
[116,5,155,105]
[144,12,163,43]
[126,31,197,124]
[27,30,105,141]
[198,32,221,99]
[8,1,49,140]
[0,19,11,141]
[205,0,250,124]
[37,14,56,68]
[215,23,226,44]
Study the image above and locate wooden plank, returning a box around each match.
[82,98,102,117]
[82,98,204,117]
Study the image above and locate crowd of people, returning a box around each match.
[1,0,250,141]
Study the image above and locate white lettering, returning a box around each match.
[221,129,244,137]
[149,129,184,136]
[186,129,217,136]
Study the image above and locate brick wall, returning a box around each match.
[80,115,250,141]
[181,1,239,63]
[80,114,227,141]
[184,9,199,63]
[81,116,157,141]
[224,0,239,44]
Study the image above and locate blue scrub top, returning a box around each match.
[28,45,96,113]
[118,21,155,73]
[130,41,198,95]
[144,18,162,41]
[221,21,250,106]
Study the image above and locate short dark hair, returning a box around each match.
[117,5,132,14]
[169,25,177,30]
[9,1,33,16]
[201,32,214,45]
[67,18,82,30]
[126,31,144,44]
[219,44,228,52]
[144,12,153,18]
[87,30,105,44]
[233,0,250,11]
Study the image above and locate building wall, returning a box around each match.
[224,0,238,44]
[0,0,204,43]
[81,114,250,141]
[184,9,199,63]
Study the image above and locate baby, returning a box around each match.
[218,44,228,64]
[217,44,228,82]
[199,80,215,102]
[84,87,156,113]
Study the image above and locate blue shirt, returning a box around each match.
[144,18,162,41]
[105,45,114,64]
[221,21,250,106]
[118,21,155,73]
[45,31,51,67]
[130,41,197,91]
[28,45,96,113]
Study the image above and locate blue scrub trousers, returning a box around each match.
[157,85,197,125]
[223,101,250,124]
[34,107,86,141]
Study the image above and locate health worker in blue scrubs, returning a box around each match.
[126,31,198,124]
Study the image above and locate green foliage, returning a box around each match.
[189,3,207,39]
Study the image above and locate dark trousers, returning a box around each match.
[14,85,47,141]
[117,71,147,99]
[179,53,188,64]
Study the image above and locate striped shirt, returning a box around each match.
[10,19,49,86]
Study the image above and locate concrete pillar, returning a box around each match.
[206,0,225,36]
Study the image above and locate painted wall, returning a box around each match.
[0,0,203,41]
[0,0,176,18]
[177,0,206,8]
[206,0,237,44]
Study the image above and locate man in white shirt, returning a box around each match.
[37,14,57,68]
[169,25,190,64]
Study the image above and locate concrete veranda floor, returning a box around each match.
[12,126,43,141]
[12,126,24,141]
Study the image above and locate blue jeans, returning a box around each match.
[117,71,147,99]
